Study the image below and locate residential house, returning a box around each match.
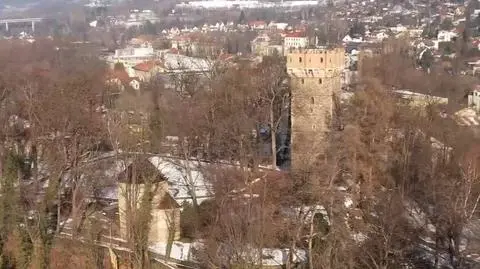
[129,35,155,47]
[268,22,288,31]
[251,34,271,55]
[170,33,221,57]
[249,20,267,30]
[107,45,156,69]
[132,61,165,81]
[125,9,160,28]
[118,158,181,243]
[468,87,480,112]
[437,30,457,43]
[390,24,408,34]
[413,40,436,50]
[342,34,364,44]
[283,32,308,54]
[171,35,192,51]
[251,34,283,56]
[375,31,389,41]
[467,59,480,75]
[107,68,142,91]
[473,39,480,51]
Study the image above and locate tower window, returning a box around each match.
[318,78,322,84]
[312,124,317,130]
[289,57,292,63]
[310,97,315,104]
[321,57,324,63]
[299,57,302,63]
[301,78,305,84]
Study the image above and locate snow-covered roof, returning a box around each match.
[92,155,213,205]
[149,156,212,204]
[393,90,448,105]
[162,53,212,72]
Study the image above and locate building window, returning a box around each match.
[318,78,322,84]
[311,97,315,104]
[301,78,305,84]
[289,57,292,63]
[312,124,317,130]
[299,57,302,63]
[321,57,324,63]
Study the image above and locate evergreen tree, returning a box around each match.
[238,10,246,25]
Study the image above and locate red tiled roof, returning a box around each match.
[249,20,266,26]
[218,53,235,61]
[285,32,306,38]
[107,69,131,84]
[133,61,156,72]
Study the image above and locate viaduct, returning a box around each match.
[0,18,44,32]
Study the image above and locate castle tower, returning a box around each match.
[287,48,345,168]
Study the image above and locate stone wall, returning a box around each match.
[287,48,344,168]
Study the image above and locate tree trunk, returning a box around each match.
[270,106,277,169]
[308,217,314,269]
[434,234,440,269]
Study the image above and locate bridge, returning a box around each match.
[0,18,44,32]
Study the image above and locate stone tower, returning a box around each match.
[287,48,345,168]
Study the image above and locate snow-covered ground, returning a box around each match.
[148,241,307,266]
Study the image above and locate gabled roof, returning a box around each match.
[91,154,213,205]
[158,194,181,209]
[133,61,159,72]
[118,158,167,184]
[108,69,131,84]
[285,32,306,38]
[248,20,267,26]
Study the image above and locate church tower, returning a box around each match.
[287,48,345,168]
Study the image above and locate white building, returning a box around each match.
[375,32,389,41]
[107,45,156,68]
[390,24,408,34]
[437,30,457,42]
[284,33,309,54]
[468,87,480,112]
[123,9,161,28]
[342,34,363,43]
[268,22,288,30]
